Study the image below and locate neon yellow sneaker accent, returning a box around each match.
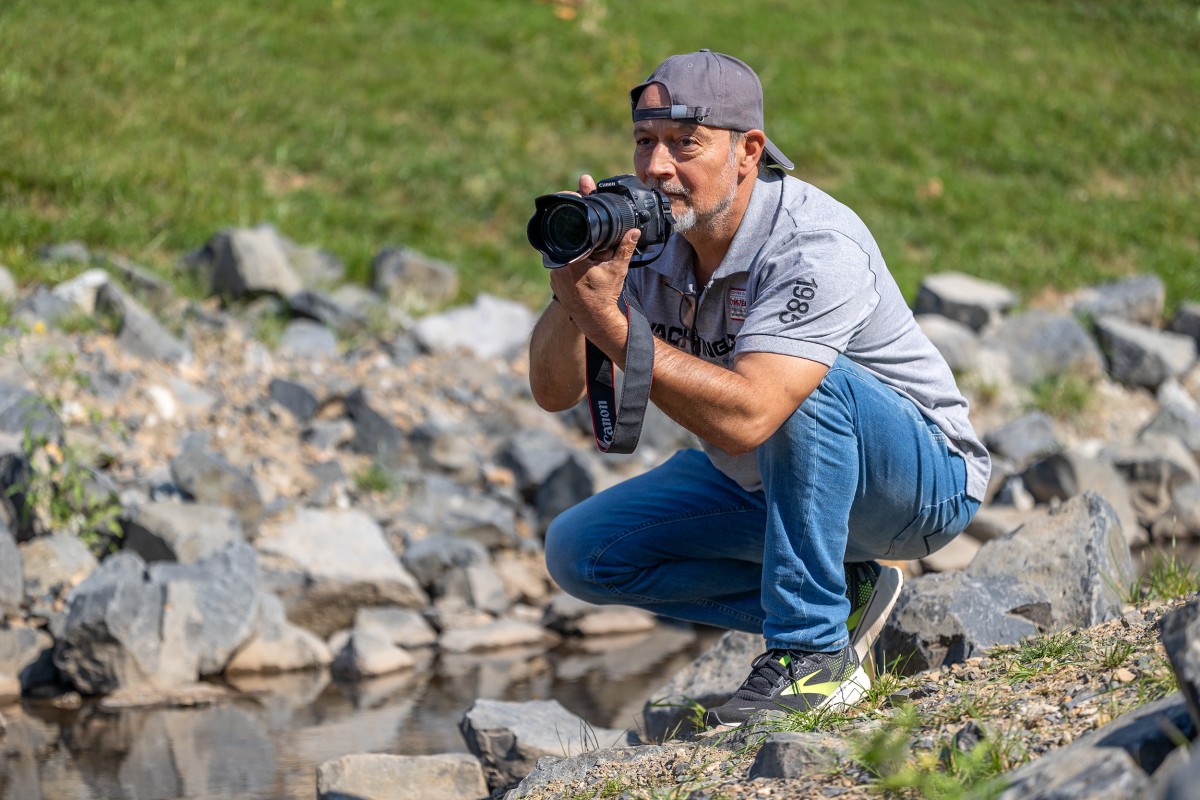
[780,670,845,697]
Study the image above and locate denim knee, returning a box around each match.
[543,507,604,603]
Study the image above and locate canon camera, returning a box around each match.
[527,175,674,269]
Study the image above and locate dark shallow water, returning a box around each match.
[0,622,720,800]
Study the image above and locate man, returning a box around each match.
[528,50,989,726]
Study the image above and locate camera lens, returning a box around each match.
[542,204,591,261]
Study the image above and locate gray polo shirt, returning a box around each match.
[623,171,991,501]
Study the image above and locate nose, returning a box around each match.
[643,142,675,183]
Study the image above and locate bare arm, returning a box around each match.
[528,299,587,411]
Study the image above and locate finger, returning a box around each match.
[579,174,597,196]
[615,228,642,262]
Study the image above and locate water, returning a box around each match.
[0,623,720,800]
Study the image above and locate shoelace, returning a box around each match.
[738,650,800,698]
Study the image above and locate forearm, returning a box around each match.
[528,300,587,411]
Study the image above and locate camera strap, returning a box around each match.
[585,302,654,454]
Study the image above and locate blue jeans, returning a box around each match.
[544,356,979,653]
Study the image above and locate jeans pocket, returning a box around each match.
[885,493,979,559]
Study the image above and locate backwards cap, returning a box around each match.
[629,49,793,171]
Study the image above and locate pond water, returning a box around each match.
[0,622,721,800]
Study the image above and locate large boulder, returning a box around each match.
[988,311,1106,386]
[317,753,487,800]
[967,492,1133,630]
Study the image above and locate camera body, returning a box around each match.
[527,174,674,269]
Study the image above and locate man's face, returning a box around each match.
[633,84,740,237]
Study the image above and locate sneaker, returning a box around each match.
[704,645,869,727]
[845,561,904,666]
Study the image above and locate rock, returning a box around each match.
[877,572,1051,675]
[19,531,99,608]
[224,592,332,674]
[192,225,304,300]
[542,593,658,637]
[344,387,407,467]
[964,505,1042,543]
[121,501,244,564]
[0,626,56,691]
[401,534,489,590]
[1094,315,1196,389]
[0,266,15,300]
[0,381,62,443]
[984,411,1061,466]
[1160,600,1200,734]
[331,626,416,679]
[967,492,1134,630]
[534,454,594,535]
[989,310,1106,386]
[353,606,438,649]
[1106,434,1199,529]
[437,564,511,616]
[267,378,319,424]
[51,267,110,313]
[278,318,339,358]
[914,314,980,373]
[1019,453,1143,545]
[255,508,427,637]
[748,731,850,779]
[0,525,21,615]
[287,288,367,333]
[371,246,460,310]
[504,745,673,799]
[1151,482,1200,541]
[169,442,263,535]
[1072,274,1166,327]
[413,294,535,360]
[641,630,763,742]
[996,739,1147,799]
[459,698,629,790]
[96,281,190,362]
[918,532,980,573]
[1141,401,1200,460]
[913,272,1017,332]
[38,241,90,264]
[317,752,487,800]
[497,430,574,499]
[1168,301,1200,345]
[439,619,557,654]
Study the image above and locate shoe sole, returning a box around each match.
[850,565,903,668]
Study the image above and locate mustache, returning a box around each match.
[646,179,688,197]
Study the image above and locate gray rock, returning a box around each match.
[146,542,261,675]
[169,443,263,535]
[354,605,438,649]
[914,271,1017,331]
[122,501,244,564]
[985,411,1061,465]
[1141,401,1200,460]
[96,281,190,362]
[1094,315,1196,389]
[535,454,595,535]
[748,731,850,779]
[0,381,62,443]
[967,492,1134,630]
[505,745,673,799]
[0,265,15,300]
[1160,601,1200,735]
[345,387,407,467]
[641,630,763,742]
[0,525,21,615]
[1168,301,1200,345]
[437,564,511,616]
[267,378,319,424]
[542,593,657,637]
[51,267,110,313]
[996,740,1147,800]
[20,531,99,607]
[460,698,628,790]
[1072,274,1166,327]
[330,625,415,679]
[38,241,91,264]
[278,318,339,358]
[413,294,535,360]
[371,246,460,310]
[990,310,1106,386]
[1157,743,1200,800]
[439,619,557,654]
[14,286,74,328]
[498,430,574,498]
[287,288,366,333]
[877,572,1051,675]
[919,533,980,573]
[1107,433,1199,528]
[402,534,489,590]
[97,253,173,310]
[224,592,332,674]
[964,505,1042,543]
[1151,482,1200,541]
[317,752,488,800]
[0,626,56,691]
[255,508,427,637]
[192,225,304,300]
[915,314,981,373]
[1019,452,1143,544]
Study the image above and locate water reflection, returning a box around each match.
[0,622,717,800]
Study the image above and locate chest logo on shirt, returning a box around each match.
[728,288,748,321]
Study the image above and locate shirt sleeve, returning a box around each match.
[734,228,880,365]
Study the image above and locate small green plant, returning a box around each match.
[1027,373,1092,420]
[10,432,123,550]
[1099,640,1135,670]
[644,696,708,742]
[1004,630,1084,682]
[352,460,397,494]
[1131,549,1200,602]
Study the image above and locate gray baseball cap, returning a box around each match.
[630,49,794,171]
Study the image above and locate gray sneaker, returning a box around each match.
[845,561,903,666]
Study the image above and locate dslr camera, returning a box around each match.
[527,175,674,269]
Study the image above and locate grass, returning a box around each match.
[1130,548,1200,603]
[1027,373,1093,420]
[1,1,1198,309]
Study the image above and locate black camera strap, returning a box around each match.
[585,302,654,454]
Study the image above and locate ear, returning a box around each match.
[738,130,767,177]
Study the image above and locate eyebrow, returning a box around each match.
[632,120,703,137]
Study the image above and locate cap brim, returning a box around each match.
[763,136,794,171]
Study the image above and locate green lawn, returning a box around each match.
[1,0,1197,309]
